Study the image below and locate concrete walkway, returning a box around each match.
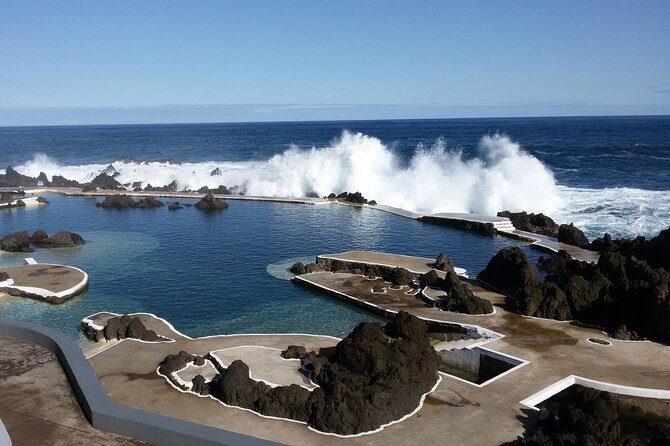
[0,336,148,446]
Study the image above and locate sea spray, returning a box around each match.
[13,132,562,215]
[11,131,670,238]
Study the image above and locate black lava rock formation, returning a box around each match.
[91,173,124,190]
[557,223,589,248]
[0,231,33,252]
[478,246,670,344]
[421,269,493,314]
[497,211,559,236]
[194,193,229,211]
[588,227,670,271]
[95,194,164,209]
[31,231,85,248]
[81,314,166,343]
[502,385,670,445]
[187,312,439,435]
[328,191,372,204]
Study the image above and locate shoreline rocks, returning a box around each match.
[503,385,670,445]
[325,191,374,205]
[1,231,33,252]
[95,194,164,209]
[478,245,670,344]
[81,314,167,343]
[497,211,559,236]
[194,193,228,211]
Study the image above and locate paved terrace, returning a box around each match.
[0,336,148,446]
[82,293,670,446]
[0,262,88,302]
[14,187,599,262]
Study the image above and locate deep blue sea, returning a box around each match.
[1,116,669,341]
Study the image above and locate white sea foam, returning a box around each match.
[11,131,669,239]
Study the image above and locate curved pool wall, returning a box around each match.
[0,194,541,341]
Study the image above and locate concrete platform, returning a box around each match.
[0,336,148,446]
[81,306,670,446]
[0,262,88,303]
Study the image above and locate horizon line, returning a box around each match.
[1,112,669,129]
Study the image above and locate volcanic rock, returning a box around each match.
[51,175,81,187]
[192,375,209,395]
[91,173,123,190]
[290,262,306,275]
[36,196,49,204]
[204,311,439,435]
[479,246,670,344]
[194,193,228,211]
[96,194,137,208]
[34,231,86,248]
[134,197,164,208]
[503,385,670,445]
[81,183,97,192]
[0,167,38,187]
[589,227,670,271]
[210,168,222,176]
[144,180,178,192]
[281,345,307,360]
[168,202,182,211]
[387,267,415,286]
[434,252,454,272]
[0,231,33,252]
[0,271,8,282]
[0,193,13,203]
[537,250,571,274]
[558,223,589,248]
[498,211,560,237]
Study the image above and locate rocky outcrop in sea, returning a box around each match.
[194,193,228,211]
[95,195,164,209]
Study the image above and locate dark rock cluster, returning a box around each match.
[0,230,83,252]
[90,173,123,190]
[95,194,165,209]
[0,231,32,252]
[420,269,493,314]
[557,223,589,248]
[478,245,670,344]
[0,167,50,187]
[289,262,324,275]
[503,385,670,445]
[326,191,373,204]
[29,230,85,248]
[588,227,670,271]
[169,312,439,435]
[497,211,559,236]
[144,180,179,192]
[194,193,229,211]
[81,314,166,343]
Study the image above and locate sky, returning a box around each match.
[1,0,669,126]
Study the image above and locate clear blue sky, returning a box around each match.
[1,0,669,125]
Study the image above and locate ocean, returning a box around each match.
[1,116,669,340]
